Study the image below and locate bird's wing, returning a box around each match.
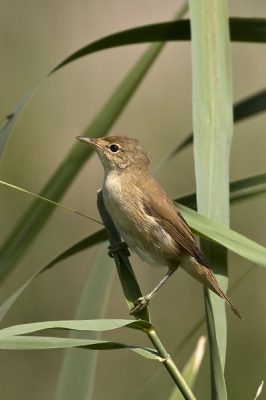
[141,188,209,268]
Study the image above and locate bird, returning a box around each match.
[76,135,242,319]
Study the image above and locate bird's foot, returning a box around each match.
[130,294,152,314]
[108,241,130,258]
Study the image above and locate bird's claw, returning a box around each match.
[130,295,151,314]
[108,241,130,258]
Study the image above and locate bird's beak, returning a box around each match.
[76,136,97,148]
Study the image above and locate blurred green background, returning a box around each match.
[0,1,266,399]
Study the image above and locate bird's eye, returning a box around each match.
[109,144,119,153]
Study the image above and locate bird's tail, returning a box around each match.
[208,276,243,319]
[181,258,243,319]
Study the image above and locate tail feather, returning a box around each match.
[205,269,243,319]
[181,257,243,319]
[210,276,243,319]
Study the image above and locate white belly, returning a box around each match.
[119,227,167,267]
[102,180,169,267]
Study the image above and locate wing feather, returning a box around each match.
[141,189,209,268]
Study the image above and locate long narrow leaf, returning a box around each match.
[189,0,233,396]
[1,19,265,159]
[154,89,266,175]
[229,173,266,204]
[45,18,266,73]
[178,203,266,268]
[0,336,159,359]
[0,83,43,158]
[0,319,152,338]
[56,245,114,400]
[0,230,107,323]
[177,172,266,210]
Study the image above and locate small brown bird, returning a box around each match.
[77,135,242,319]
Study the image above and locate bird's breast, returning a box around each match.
[102,174,180,268]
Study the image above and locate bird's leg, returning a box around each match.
[108,241,131,258]
[130,269,175,314]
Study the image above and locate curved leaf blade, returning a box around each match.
[177,172,266,210]
[177,203,266,268]
[56,244,115,400]
[51,18,266,74]
[1,19,265,159]
[0,230,107,323]
[0,319,153,338]
[0,83,42,158]
[0,336,159,359]
[154,89,266,175]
